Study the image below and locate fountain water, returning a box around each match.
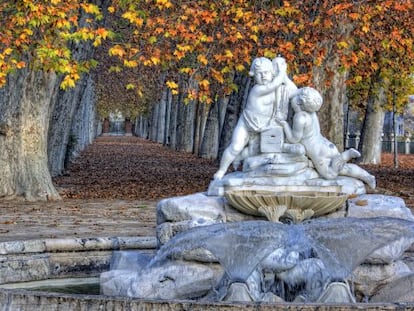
[101,217,414,303]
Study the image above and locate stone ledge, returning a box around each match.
[0,236,157,255]
[1,289,413,311]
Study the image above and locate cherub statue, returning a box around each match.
[214,57,288,180]
[278,87,375,189]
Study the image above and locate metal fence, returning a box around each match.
[345,133,414,154]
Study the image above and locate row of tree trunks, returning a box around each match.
[134,72,252,160]
[0,69,61,201]
[65,76,100,165]
[47,5,105,177]
[134,66,384,165]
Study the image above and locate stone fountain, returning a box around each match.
[100,57,414,304]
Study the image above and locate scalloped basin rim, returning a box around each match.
[224,190,348,219]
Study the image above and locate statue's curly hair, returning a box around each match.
[249,57,275,77]
[299,87,323,112]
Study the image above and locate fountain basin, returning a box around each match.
[225,190,347,222]
[0,234,413,310]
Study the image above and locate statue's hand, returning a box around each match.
[277,120,288,127]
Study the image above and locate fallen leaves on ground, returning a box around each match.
[53,136,218,200]
[361,153,414,208]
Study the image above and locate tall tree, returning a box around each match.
[0,1,110,200]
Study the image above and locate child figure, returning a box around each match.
[214,57,288,180]
[278,87,376,189]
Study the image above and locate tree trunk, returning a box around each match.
[0,69,61,201]
[313,57,347,152]
[176,99,196,153]
[358,88,386,164]
[200,98,221,159]
[168,92,179,150]
[156,89,168,143]
[66,76,99,164]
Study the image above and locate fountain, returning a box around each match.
[1,56,414,309]
[99,57,414,305]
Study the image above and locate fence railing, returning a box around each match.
[345,133,414,154]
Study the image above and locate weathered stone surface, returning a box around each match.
[224,202,263,222]
[347,194,414,263]
[353,260,412,298]
[157,193,226,224]
[348,194,414,220]
[2,288,412,311]
[370,273,414,303]
[103,261,218,299]
[0,255,50,284]
[365,237,414,264]
[305,176,366,195]
[157,218,221,245]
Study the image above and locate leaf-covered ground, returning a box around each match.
[54,136,414,208]
[54,136,218,200]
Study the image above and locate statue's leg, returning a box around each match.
[313,157,339,179]
[339,164,376,189]
[214,123,249,180]
[331,149,360,175]
[340,148,361,162]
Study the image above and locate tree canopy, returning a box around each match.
[0,0,111,89]
[1,0,414,113]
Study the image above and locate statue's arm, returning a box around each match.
[255,73,286,96]
[280,113,306,143]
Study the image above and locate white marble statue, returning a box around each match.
[278,87,376,189]
[271,56,298,122]
[214,57,288,180]
[214,56,300,180]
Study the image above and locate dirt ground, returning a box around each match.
[0,136,413,242]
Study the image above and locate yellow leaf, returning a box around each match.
[61,75,76,89]
[166,80,178,89]
[109,45,125,57]
[224,50,233,58]
[197,54,208,66]
[124,60,138,67]
[337,41,349,49]
[4,48,13,55]
[126,83,135,90]
[108,6,115,13]
[151,56,160,65]
[264,50,276,59]
[179,67,192,74]
[235,64,245,71]
[199,79,210,89]
[211,69,224,83]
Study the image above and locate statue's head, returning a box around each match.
[249,57,275,85]
[297,87,323,112]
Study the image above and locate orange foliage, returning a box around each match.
[107,0,413,103]
[1,0,413,106]
[0,1,111,89]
